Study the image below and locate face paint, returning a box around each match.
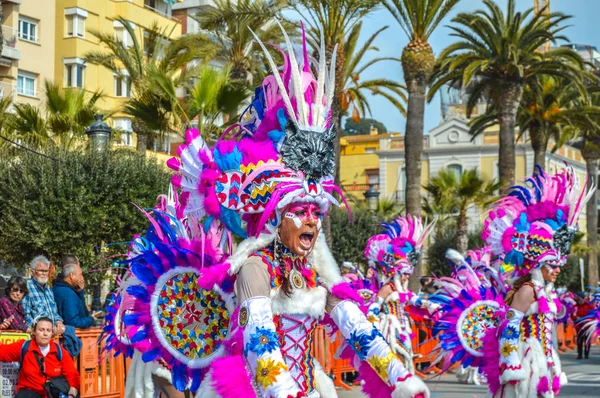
[279,202,322,257]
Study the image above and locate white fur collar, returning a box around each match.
[271,285,328,318]
[228,233,275,275]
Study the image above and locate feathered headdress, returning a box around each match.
[482,166,593,277]
[167,23,346,239]
[364,215,434,281]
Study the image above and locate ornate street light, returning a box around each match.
[364,184,380,212]
[85,114,112,151]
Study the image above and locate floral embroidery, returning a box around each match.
[255,357,288,389]
[347,326,380,360]
[367,351,397,381]
[501,325,518,340]
[244,327,280,356]
[500,342,518,357]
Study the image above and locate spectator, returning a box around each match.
[22,256,66,336]
[53,255,101,329]
[0,316,80,398]
[0,276,28,331]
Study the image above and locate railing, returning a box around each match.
[342,183,378,192]
[1,25,20,60]
[144,0,173,19]
[0,81,17,103]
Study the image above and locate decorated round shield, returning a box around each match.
[150,267,234,368]
[457,300,502,357]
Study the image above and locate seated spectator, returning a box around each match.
[0,276,28,331]
[22,256,66,336]
[53,255,101,329]
[0,316,80,398]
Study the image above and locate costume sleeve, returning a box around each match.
[407,292,439,314]
[59,344,81,390]
[498,308,526,384]
[330,300,429,398]
[236,259,304,398]
[0,341,23,363]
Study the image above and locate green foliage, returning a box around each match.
[329,206,383,267]
[343,118,388,136]
[426,228,485,277]
[0,148,171,285]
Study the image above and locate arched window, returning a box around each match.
[447,164,463,180]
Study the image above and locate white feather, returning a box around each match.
[313,30,327,127]
[276,20,307,126]
[325,43,338,118]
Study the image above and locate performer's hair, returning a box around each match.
[505,274,532,306]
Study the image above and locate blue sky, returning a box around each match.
[357,0,600,134]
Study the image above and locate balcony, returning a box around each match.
[342,182,378,193]
[1,25,21,61]
[144,0,173,18]
[0,81,17,105]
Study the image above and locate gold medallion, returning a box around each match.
[290,269,305,290]
[239,307,248,327]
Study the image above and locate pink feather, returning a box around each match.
[210,355,255,397]
[356,361,394,398]
[331,282,363,303]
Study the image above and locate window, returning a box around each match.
[367,172,379,186]
[18,17,38,42]
[114,75,130,97]
[17,71,36,97]
[65,7,88,38]
[114,21,134,48]
[447,164,463,180]
[64,60,85,88]
[113,118,133,146]
[365,147,377,154]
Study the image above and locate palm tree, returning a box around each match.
[382,0,460,219]
[423,168,499,253]
[7,81,103,149]
[85,17,214,154]
[469,76,596,172]
[186,64,249,142]
[293,0,380,182]
[429,0,586,189]
[340,22,407,126]
[194,0,291,84]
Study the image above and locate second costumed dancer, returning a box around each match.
[431,167,592,398]
[102,23,430,398]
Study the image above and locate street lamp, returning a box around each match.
[85,114,112,151]
[364,184,380,212]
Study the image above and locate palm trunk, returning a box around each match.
[584,154,599,288]
[132,119,148,155]
[530,127,548,172]
[456,207,469,254]
[495,83,523,190]
[404,81,426,219]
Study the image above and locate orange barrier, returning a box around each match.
[564,323,576,350]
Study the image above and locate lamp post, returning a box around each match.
[364,184,380,212]
[85,114,112,151]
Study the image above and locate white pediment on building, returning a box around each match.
[429,117,482,147]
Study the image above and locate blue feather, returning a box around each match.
[142,348,161,362]
[189,368,202,392]
[451,349,466,362]
[126,285,150,302]
[144,251,166,275]
[442,340,460,350]
[452,298,466,310]
[461,290,473,302]
[214,146,242,172]
[462,355,475,368]
[132,262,157,285]
[131,329,148,343]
[172,364,187,392]
[221,207,247,239]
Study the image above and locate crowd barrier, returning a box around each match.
[0,321,591,398]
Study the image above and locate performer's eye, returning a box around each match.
[295,211,306,217]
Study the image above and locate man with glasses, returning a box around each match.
[22,255,66,336]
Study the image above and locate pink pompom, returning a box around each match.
[552,376,561,395]
[537,376,550,395]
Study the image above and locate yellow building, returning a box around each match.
[54,0,183,149]
[0,0,57,107]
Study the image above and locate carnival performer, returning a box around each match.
[430,166,592,398]
[103,23,430,398]
[573,294,597,359]
[363,217,439,373]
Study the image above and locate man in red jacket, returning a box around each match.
[0,317,80,398]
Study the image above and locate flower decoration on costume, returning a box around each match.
[366,351,397,381]
[244,327,281,356]
[255,357,288,389]
[347,327,379,360]
[501,325,519,340]
[482,166,594,277]
[500,342,518,357]
[364,216,434,282]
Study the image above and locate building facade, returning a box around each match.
[0,0,57,107]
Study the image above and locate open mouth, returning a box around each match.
[299,231,315,249]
